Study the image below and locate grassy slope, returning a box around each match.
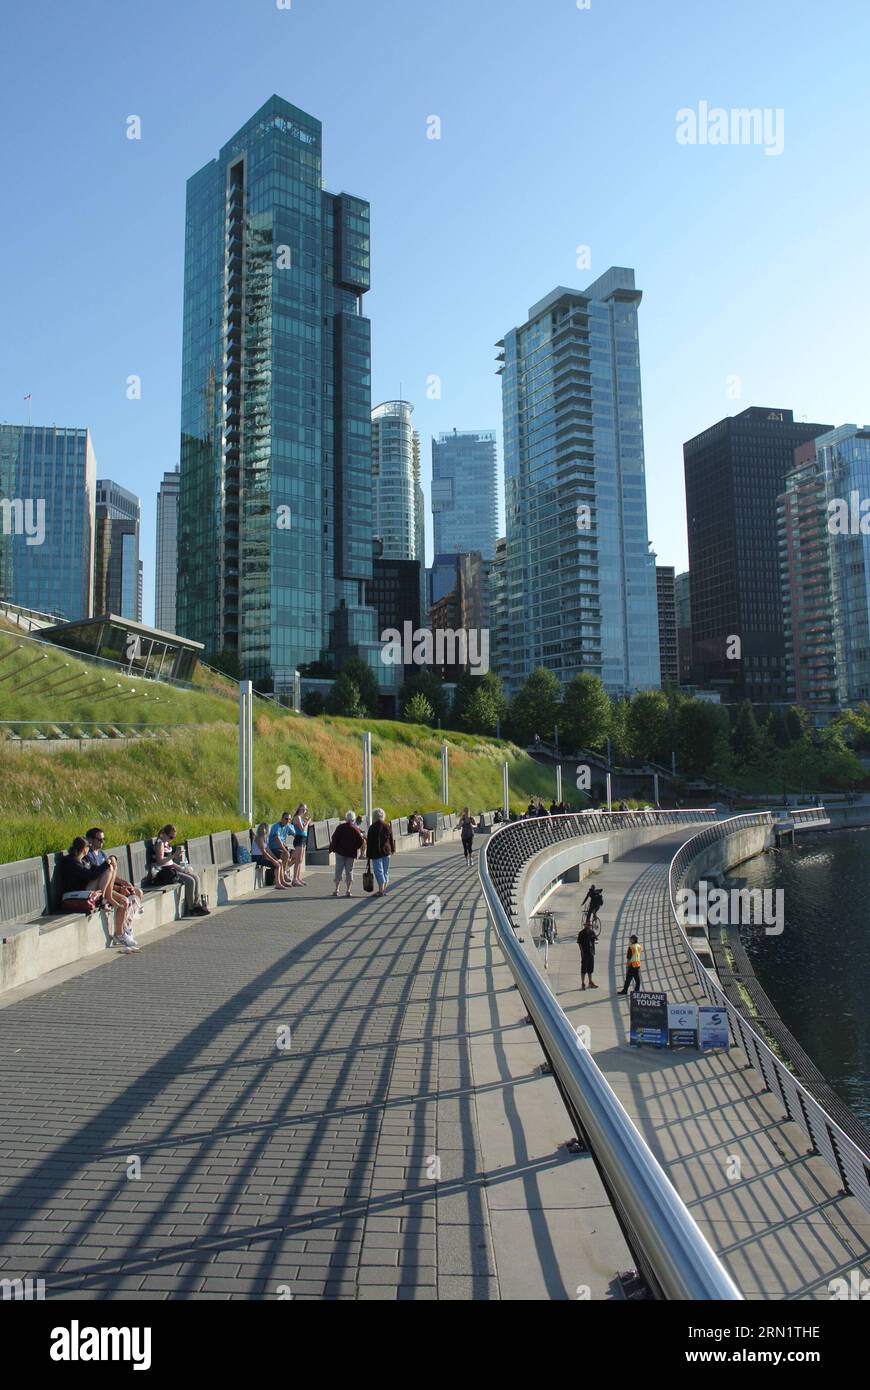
[0,626,555,861]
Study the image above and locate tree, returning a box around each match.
[766,707,793,750]
[301,691,325,717]
[558,674,610,753]
[786,705,809,743]
[627,690,670,764]
[341,657,379,717]
[326,674,365,718]
[459,675,507,736]
[608,697,633,763]
[210,648,241,680]
[676,699,728,778]
[731,701,761,770]
[403,692,435,725]
[452,670,507,734]
[399,670,449,725]
[507,667,562,747]
[707,731,734,788]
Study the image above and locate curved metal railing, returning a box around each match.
[668,814,870,1214]
[479,809,742,1301]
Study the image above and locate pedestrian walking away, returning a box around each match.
[577,920,598,990]
[366,808,396,897]
[329,811,366,897]
[459,807,477,866]
[618,935,642,994]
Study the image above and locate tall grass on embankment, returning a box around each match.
[0,714,556,863]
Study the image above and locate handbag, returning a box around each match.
[153,865,179,886]
[62,889,104,916]
[362,859,374,893]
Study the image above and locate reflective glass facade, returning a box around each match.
[94,479,142,622]
[0,424,95,621]
[431,429,498,561]
[155,466,180,632]
[499,271,660,696]
[371,401,420,560]
[177,96,378,685]
[817,427,870,705]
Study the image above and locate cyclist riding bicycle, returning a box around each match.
[582,883,604,926]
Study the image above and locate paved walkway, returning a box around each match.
[0,842,632,1301]
[541,831,870,1300]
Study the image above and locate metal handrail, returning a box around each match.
[480,809,741,1300]
[668,813,870,1213]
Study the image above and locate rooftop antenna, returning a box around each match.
[23,393,32,426]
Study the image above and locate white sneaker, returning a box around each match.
[120,930,140,952]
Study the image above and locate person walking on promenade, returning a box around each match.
[289,804,310,887]
[618,935,643,994]
[330,811,366,897]
[459,807,477,866]
[366,808,396,897]
[577,919,597,990]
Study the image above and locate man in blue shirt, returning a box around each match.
[268,811,293,877]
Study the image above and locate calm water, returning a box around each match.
[729,829,870,1122]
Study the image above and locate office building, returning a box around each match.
[428,551,487,680]
[675,570,692,685]
[155,465,180,633]
[431,429,498,561]
[177,96,378,687]
[684,407,831,702]
[656,565,678,687]
[498,270,660,696]
[779,426,870,712]
[94,479,142,622]
[0,424,96,621]
[371,400,424,562]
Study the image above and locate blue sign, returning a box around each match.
[668,1002,698,1048]
[699,1006,730,1051]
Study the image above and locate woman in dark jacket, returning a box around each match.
[366,808,396,897]
[60,837,130,942]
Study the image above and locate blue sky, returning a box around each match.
[2,0,868,622]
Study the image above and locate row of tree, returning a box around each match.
[302,661,870,791]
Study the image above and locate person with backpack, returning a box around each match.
[329,811,366,897]
[459,808,477,866]
[365,808,396,897]
[582,882,604,927]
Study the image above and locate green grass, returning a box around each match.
[0,698,557,861]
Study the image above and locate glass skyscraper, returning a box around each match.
[0,423,96,621]
[498,270,660,696]
[431,429,498,561]
[780,425,870,710]
[94,479,142,621]
[155,465,180,632]
[371,401,421,560]
[177,96,378,687]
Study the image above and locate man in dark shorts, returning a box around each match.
[577,920,597,990]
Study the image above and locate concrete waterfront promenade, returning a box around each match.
[540,829,870,1300]
[0,840,632,1301]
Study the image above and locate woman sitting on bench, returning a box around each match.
[59,838,137,950]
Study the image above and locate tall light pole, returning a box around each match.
[502,761,509,819]
[238,680,253,825]
[361,733,369,828]
[555,764,562,804]
[441,742,449,805]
